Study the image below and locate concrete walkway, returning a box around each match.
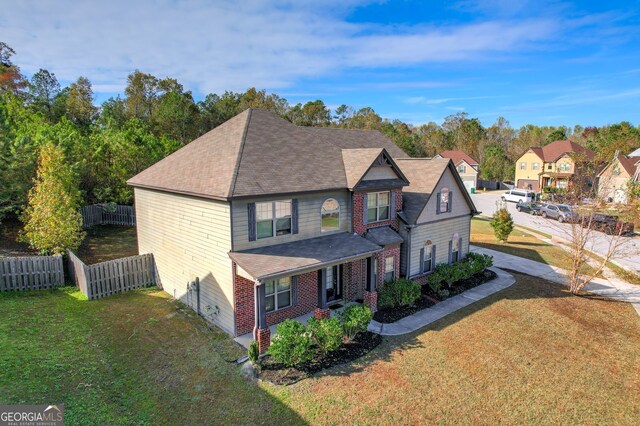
[471,245,640,316]
[368,267,516,336]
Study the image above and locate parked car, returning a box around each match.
[501,189,535,204]
[540,203,579,223]
[582,213,635,236]
[516,201,542,215]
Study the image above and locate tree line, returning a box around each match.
[2,41,640,225]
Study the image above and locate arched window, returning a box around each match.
[321,199,340,232]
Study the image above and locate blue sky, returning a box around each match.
[2,0,640,128]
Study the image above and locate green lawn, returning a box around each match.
[471,217,579,271]
[2,275,639,424]
[0,287,304,425]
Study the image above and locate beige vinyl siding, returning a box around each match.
[417,168,472,224]
[407,215,471,277]
[598,161,632,202]
[135,188,234,335]
[232,190,352,251]
[362,165,399,180]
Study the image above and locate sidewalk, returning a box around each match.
[471,245,640,316]
[368,267,516,336]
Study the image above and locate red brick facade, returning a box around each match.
[255,327,270,354]
[352,189,403,235]
[374,244,401,292]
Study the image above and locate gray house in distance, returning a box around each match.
[127,109,478,352]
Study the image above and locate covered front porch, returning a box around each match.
[229,232,390,352]
[540,172,571,190]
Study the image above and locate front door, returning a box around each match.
[326,265,343,302]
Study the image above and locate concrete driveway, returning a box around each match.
[470,190,640,274]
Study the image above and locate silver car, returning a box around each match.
[540,203,579,223]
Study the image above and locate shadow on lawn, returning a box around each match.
[1,286,307,425]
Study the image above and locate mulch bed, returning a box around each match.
[258,331,382,386]
[374,269,498,324]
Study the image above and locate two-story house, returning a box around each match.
[597,153,640,203]
[127,109,477,352]
[434,150,479,193]
[514,140,595,192]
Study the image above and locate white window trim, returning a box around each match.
[320,198,340,232]
[519,162,527,170]
[256,200,292,240]
[265,277,292,312]
[439,189,450,213]
[423,244,433,273]
[384,256,395,283]
[367,191,391,223]
[532,162,540,170]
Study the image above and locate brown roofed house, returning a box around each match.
[434,150,479,193]
[514,139,596,192]
[597,153,640,203]
[128,109,478,352]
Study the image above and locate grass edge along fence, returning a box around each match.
[81,204,136,228]
[0,254,64,291]
[67,250,157,300]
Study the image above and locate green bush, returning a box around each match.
[267,320,314,367]
[490,201,514,242]
[338,305,373,341]
[248,340,260,365]
[306,317,343,356]
[426,253,494,290]
[378,278,421,309]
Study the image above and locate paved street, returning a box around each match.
[470,191,640,274]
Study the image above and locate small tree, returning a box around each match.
[20,142,85,254]
[490,201,514,242]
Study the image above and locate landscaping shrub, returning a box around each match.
[248,340,260,365]
[306,317,343,356]
[338,305,373,341]
[268,320,314,367]
[427,253,494,290]
[378,278,421,309]
[490,201,514,242]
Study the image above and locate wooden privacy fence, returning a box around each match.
[0,255,64,291]
[81,204,136,228]
[67,250,156,300]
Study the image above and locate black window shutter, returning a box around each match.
[248,203,256,241]
[419,247,425,274]
[431,246,436,271]
[458,237,463,258]
[436,193,441,214]
[292,276,298,305]
[362,193,368,224]
[448,192,453,213]
[448,240,453,264]
[390,191,396,220]
[292,199,299,234]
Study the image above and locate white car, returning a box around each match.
[501,189,535,204]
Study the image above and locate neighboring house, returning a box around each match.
[128,109,477,352]
[597,154,640,203]
[434,150,479,193]
[514,140,595,192]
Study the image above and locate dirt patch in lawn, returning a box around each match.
[0,219,38,257]
[76,225,138,264]
[259,331,382,386]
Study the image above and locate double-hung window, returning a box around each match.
[519,162,526,170]
[321,199,340,232]
[367,192,390,222]
[532,162,540,170]
[451,238,460,263]
[265,277,291,312]
[384,256,395,283]
[439,189,450,213]
[256,200,292,239]
[458,164,466,173]
[423,244,433,273]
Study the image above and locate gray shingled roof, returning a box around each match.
[128,109,408,199]
[395,157,478,224]
[228,232,382,280]
[364,226,404,246]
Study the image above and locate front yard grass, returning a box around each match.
[0,287,304,425]
[2,274,639,424]
[270,272,640,424]
[471,217,578,271]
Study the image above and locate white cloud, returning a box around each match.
[1,0,561,96]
